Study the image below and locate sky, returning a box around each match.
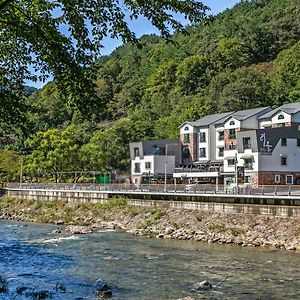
[27,0,240,88]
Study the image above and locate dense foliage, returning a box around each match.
[1,0,300,182]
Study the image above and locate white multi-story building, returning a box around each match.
[175,103,300,186]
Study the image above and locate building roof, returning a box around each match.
[258,102,300,120]
[182,112,233,128]
[225,106,272,122]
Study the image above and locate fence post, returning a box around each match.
[288,185,292,197]
[261,186,264,196]
[274,186,277,196]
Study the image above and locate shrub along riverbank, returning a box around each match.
[1,196,300,252]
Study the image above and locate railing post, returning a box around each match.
[261,186,264,196]
[288,185,292,197]
[274,186,277,196]
[203,184,206,194]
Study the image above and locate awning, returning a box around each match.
[240,154,254,159]
[216,128,224,132]
[216,144,224,148]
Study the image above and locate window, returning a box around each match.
[229,120,235,126]
[275,175,281,184]
[244,158,253,170]
[281,138,287,146]
[134,163,141,173]
[281,156,287,166]
[228,159,235,166]
[229,128,236,139]
[182,147,190,159]
[245,176,251,184]
[199,148,206,158]
[200,132,206,143]
[183,134,190,143]
[218,131,224,141]
[184,126,189,131]
[134,147,140,157]
[153,147,165,155]
[297,139,300,147]
[145,162,151,169]
[243,137,251,149]
[218,147,224,157]
[278,114,284,120]
[286,175,293,185]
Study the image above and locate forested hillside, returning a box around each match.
[2,0,300,182]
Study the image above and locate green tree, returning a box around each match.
[24,125,92,182]
[0,0,208,119]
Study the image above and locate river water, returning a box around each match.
[1,220,300,299]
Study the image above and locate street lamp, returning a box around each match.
[164,143,178,192]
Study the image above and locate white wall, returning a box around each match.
[259,138,300,172]
[260,120,272,129]
[271,111,292,125]
[179,123,196,135]
[224,118,241,129]
[131,155,175,175]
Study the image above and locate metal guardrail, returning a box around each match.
[3,183,300,198]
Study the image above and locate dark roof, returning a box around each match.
[227,106,272,122]
[140,139,178,156]
[182,112,233,128]
[258,102,300,120]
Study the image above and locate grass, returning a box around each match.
[208,224,245,236]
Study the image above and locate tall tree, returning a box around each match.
[0,0,208,120]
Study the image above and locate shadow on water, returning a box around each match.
[1,220,300,299]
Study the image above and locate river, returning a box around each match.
[0,220,300,299]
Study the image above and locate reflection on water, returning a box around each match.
[0,220,300,299]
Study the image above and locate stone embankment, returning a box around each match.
[1,197,300,251]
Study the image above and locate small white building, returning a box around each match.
[129,139,180,185]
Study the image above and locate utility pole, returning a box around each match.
[19,157,23,188]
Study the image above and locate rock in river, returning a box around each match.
[65,225,93,235]
[192,280,212,290]
[95,279,112,298]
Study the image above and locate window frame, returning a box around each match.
[199,147,206,158]
[281,138,287,147]
[274,175,281,184]
[145,162,151,170]
[229,128,236,139]
[199,132,206,143]
[281,156,287,166]
[133,147,140,157]
[286,175,293,185]
[183,134,190,144]
[134,162,141,173]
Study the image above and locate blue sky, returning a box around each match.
[27,0,240,88]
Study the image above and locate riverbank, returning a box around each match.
[1,196,300,251]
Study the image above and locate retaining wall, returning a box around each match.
[4,188,300,218]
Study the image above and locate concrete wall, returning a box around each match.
[4,188,300,218]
